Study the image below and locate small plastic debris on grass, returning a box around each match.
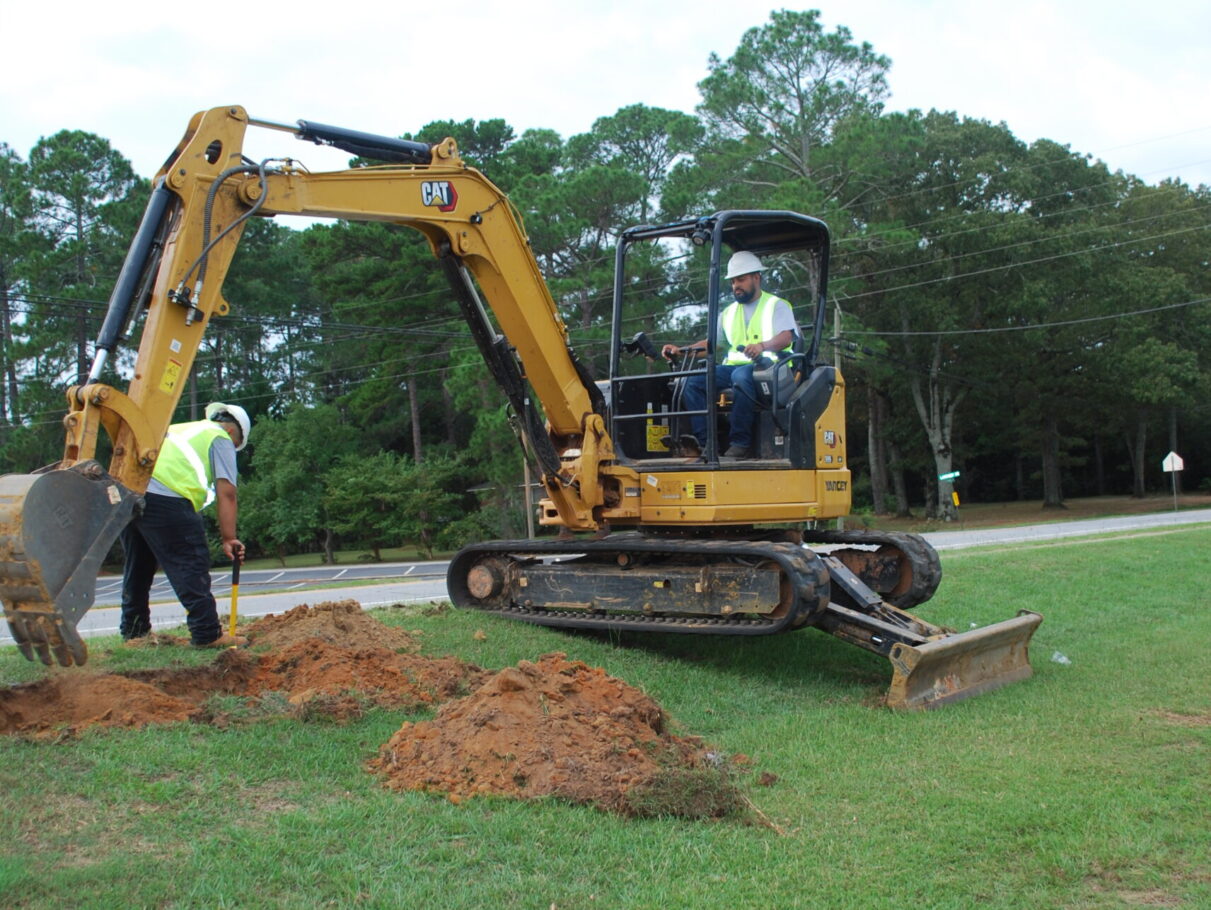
[1050,651,1072,666]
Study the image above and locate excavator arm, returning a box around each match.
[0,105,623,666]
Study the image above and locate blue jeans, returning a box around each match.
[120,492,222,645]
[682,362,759,450]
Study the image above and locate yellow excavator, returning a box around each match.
[0,106,1040,708]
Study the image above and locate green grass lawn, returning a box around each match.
[2,525,1209,908]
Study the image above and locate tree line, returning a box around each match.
[1,9,1208,559]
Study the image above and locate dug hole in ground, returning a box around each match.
[0,600,748,819]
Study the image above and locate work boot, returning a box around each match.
[195,632,249,649]
[677,434,701,457]
[724,445,752,458]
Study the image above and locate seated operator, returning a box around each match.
[661,251,797,459]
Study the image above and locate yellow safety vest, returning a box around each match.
[722,291,792,365]
[151,420,229,511]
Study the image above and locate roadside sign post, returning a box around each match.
[1162,452,1184,512]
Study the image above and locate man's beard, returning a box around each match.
[733,287,756,304]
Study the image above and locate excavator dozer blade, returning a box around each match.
[885,610,1043,710]
[0,464,140,667]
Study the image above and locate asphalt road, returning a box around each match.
[4,508,1209,647]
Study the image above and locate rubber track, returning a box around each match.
[804,529,942,610]
[448,536,830,636]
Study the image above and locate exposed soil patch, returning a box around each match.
[0,672,204,737]
[0,601,476,738]
[369,652,740,817]
[1151,709,1211,728]
[0,602,740,817]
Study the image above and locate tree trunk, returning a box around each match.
[906,337,965,522]
[0,280,10,422]
[419,512,433,560]
[408,368,423,464]
[2,289,16,418]
[441,368,457,447]
[1126,410,1147,498]
[867,387,888,514]
[887,441,911,518]
[1040,414,1065,509]
[924,477,938,521]
[1092,435,1106,496]
[214,333,225,396]
[323,528,337,565]
[76,312,88,386]
[1168,406,1181,495]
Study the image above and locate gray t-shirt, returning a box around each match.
[148,431,238,502]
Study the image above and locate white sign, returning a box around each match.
[1162,451,1184,472]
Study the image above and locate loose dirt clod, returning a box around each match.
[369,652,742,817]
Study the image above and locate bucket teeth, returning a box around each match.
[4,612,88,667]
[0,464,140,667]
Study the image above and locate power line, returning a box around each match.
[843,296,1211,337]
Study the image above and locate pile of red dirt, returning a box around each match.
[0,602,742,816]
[369,652,738,816]
[246,639,485,712]
[245,599,420,652]
[0,601,480,736]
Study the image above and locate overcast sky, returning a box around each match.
[3,0,1208,189]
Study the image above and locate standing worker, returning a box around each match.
[120,402,252,647]
[662,252,798,458]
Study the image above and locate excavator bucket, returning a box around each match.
[0,463,140,667]
[885,610,1043,710]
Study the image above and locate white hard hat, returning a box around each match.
[725,250,765,280]
[206,402,251,451]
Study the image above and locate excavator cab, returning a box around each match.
[607,211,833,466]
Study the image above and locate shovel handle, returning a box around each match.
[228,545,243,637]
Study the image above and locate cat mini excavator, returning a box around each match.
[0,106,1040,708]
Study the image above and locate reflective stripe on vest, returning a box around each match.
[722,291,792,365]
[151,420,228,511]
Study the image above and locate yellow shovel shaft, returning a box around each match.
[228,547,242,638]
[228,583,240,637]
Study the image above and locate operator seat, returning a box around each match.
[751,330,807,408]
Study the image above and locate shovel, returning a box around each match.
[228,545,243,640]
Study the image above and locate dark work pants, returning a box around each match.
[681,362,759,450]
[120,492,222,645]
